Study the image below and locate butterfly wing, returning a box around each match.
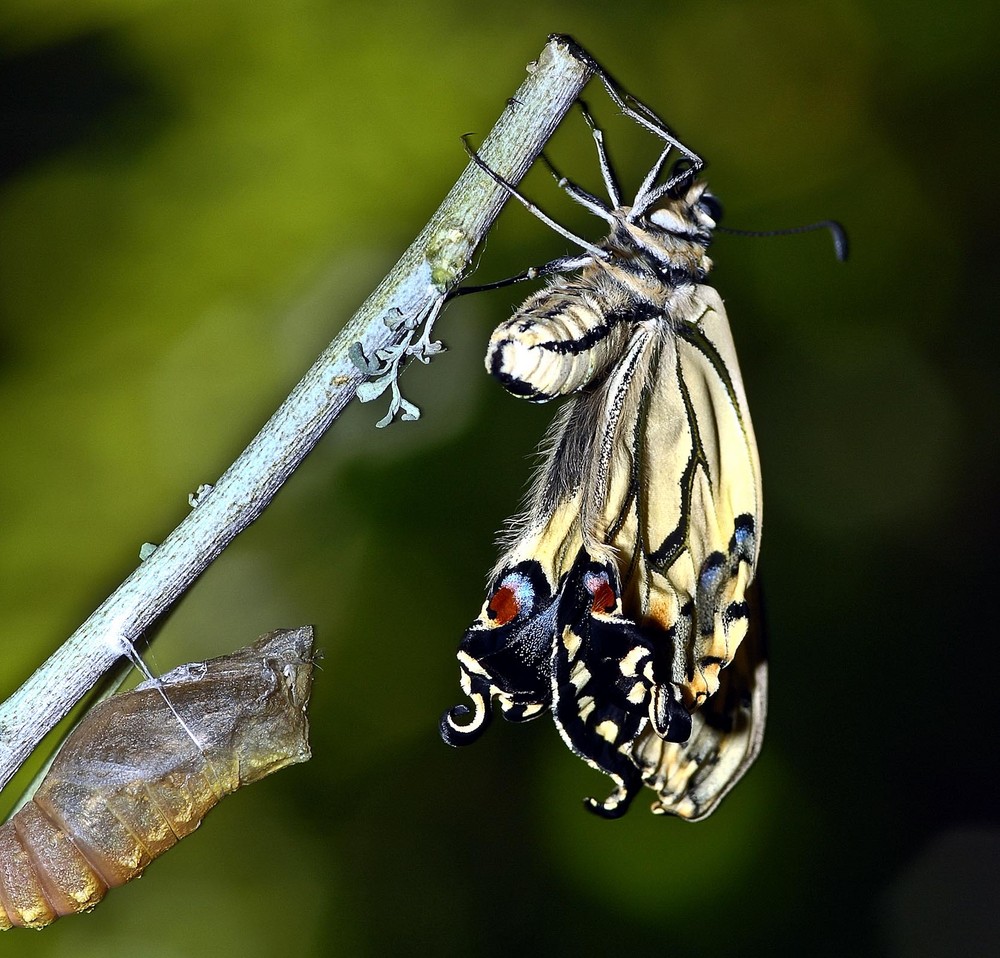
[443,255,766,819]
[636,285,762,715]
[631,583,767,820]
[440,559,558,744]
[547,285,764,817]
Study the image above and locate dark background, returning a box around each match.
[1,2,997,956]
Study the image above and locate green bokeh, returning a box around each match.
[1,2,996,955]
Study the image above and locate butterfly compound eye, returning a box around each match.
[698,193,723,225]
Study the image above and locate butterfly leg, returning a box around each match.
[588,68,703,175]
[447,252,594,299]
[459,135,610,259]
[550,35,702,168]
[575,100,623,208]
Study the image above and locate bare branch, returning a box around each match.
[0,36,593,791]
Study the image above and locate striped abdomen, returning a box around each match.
[486,274,641,401]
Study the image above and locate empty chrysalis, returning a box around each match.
[0,627,314,929]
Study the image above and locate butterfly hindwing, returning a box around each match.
[549,550,653,818]
[440,561,556,745]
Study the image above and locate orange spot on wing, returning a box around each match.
[488,586,520,625]
[590,580,616,614]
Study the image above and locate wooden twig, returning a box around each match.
[0,35,593,791]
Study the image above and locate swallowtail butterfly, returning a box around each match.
[441,74,768,819]
[0,629,313,929]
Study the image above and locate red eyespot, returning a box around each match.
[584,572,617,614]
[487,586,520,625]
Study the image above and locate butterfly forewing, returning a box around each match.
[632,585,767,820]
[641,287,762,708]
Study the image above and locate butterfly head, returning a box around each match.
[604,158,719,283]
[644,179,720,248]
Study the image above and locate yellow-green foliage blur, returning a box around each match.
[1,2,997,956]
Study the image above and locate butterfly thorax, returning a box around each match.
[604,204,714,294]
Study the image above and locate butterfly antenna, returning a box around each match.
[717,220,849,261]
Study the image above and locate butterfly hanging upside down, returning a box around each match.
[441,71,773,820]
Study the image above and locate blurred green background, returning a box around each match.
[1,1,997,956]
